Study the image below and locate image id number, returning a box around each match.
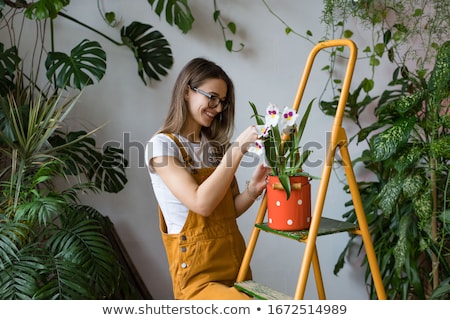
[268,304,347,315]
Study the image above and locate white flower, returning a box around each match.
[254,125,270,138]
[248,139,265,156]
[279,106,298,132]
[265,103,280,127]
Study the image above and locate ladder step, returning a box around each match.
[256,217,360,242]
[235,280,293,300]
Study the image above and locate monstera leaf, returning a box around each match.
[25,0,70,20]
[45,39,106,90]
[0,44,20,95]
[148,0,194,33]
[121,21,173,84]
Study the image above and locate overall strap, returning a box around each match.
[163,133,194,167]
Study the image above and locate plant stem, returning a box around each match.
[261,0,312,42]
[430,157,439,290]
[57,11,123,46]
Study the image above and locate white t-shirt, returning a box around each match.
[145,133,222,234]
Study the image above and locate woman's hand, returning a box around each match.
[235,125,259,154]
[246,163,272,199]
[233,162,271,216]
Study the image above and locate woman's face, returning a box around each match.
[185,78,227,129]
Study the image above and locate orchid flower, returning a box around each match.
[255,125,270,138]
[280,107,298,134]
[248,139,265,156]
[265,103,280,127]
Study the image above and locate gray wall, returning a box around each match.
[43,1,386,299]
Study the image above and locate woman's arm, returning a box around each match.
[233,163,271,216]
[151,125,258,216]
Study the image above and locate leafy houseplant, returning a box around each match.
[0,85,132,299]
[317,1,450,299]
[334,40,450,300]
[260,0,450,298]
[0,0,248,299]
[0,0,175,299]
[249,100,315,199]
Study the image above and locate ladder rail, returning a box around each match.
[236,39,387,300]
[236,195,267,282]
[339,139,387,299]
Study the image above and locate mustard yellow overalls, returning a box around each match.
[158,134,252,299]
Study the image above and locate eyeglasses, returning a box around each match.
[189,85,228,111]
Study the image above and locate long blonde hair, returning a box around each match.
[157,57,235,151]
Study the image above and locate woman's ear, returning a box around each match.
[184,85,191,100]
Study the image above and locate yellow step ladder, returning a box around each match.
[235,39,387,300]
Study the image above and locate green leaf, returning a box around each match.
[413,9,424,17]
[289,150,312,174]
[14,194,67,226]
[148,0,194,33]
[394,146,422,172]
[213,10,220,22]
[34,258,94,299]
[297,99,314,138]
[369,55,380,67]
[104,12,116,25]
[45,40,106,90]
[377,175,403,217]
[278,174,291,200]
[50,131,128,193]
[413,191,433,230]
[228,22,236,34]
[374,43,385,57]
[24,0,70,20]
[90,145,128,193]
[392,30,403,42]
[401,174,423,198]
[0,222,29,269]
[440,210,450,224]
[429,135,450,158]
[121,22,173,84]
[383,30,391,45]
[0,241,50,300]
[225,40,233,52]
[379,91,426,115]
[393,23,408,33]
[249,101,265,125]
[393,214,409,276]
[343,29,353,38]
[362,78,374,93]
[0,45,20,95]
[372,118,415,161]
[427,41,450,110]
[430,281,450,300]
[388,47,395,62]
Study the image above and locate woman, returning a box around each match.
[145,57,269,299]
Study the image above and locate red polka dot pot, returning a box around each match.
[266,175,311,231]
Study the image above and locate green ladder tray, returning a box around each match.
[255,217,359,242]
[234,217,359,299]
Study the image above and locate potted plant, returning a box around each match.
[249,100,316,231]
[0,0,251,299]
[0,0,176,299]
[0,81,134,298]
[0,0,191,300]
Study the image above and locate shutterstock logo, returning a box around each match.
[103,131,346,169]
